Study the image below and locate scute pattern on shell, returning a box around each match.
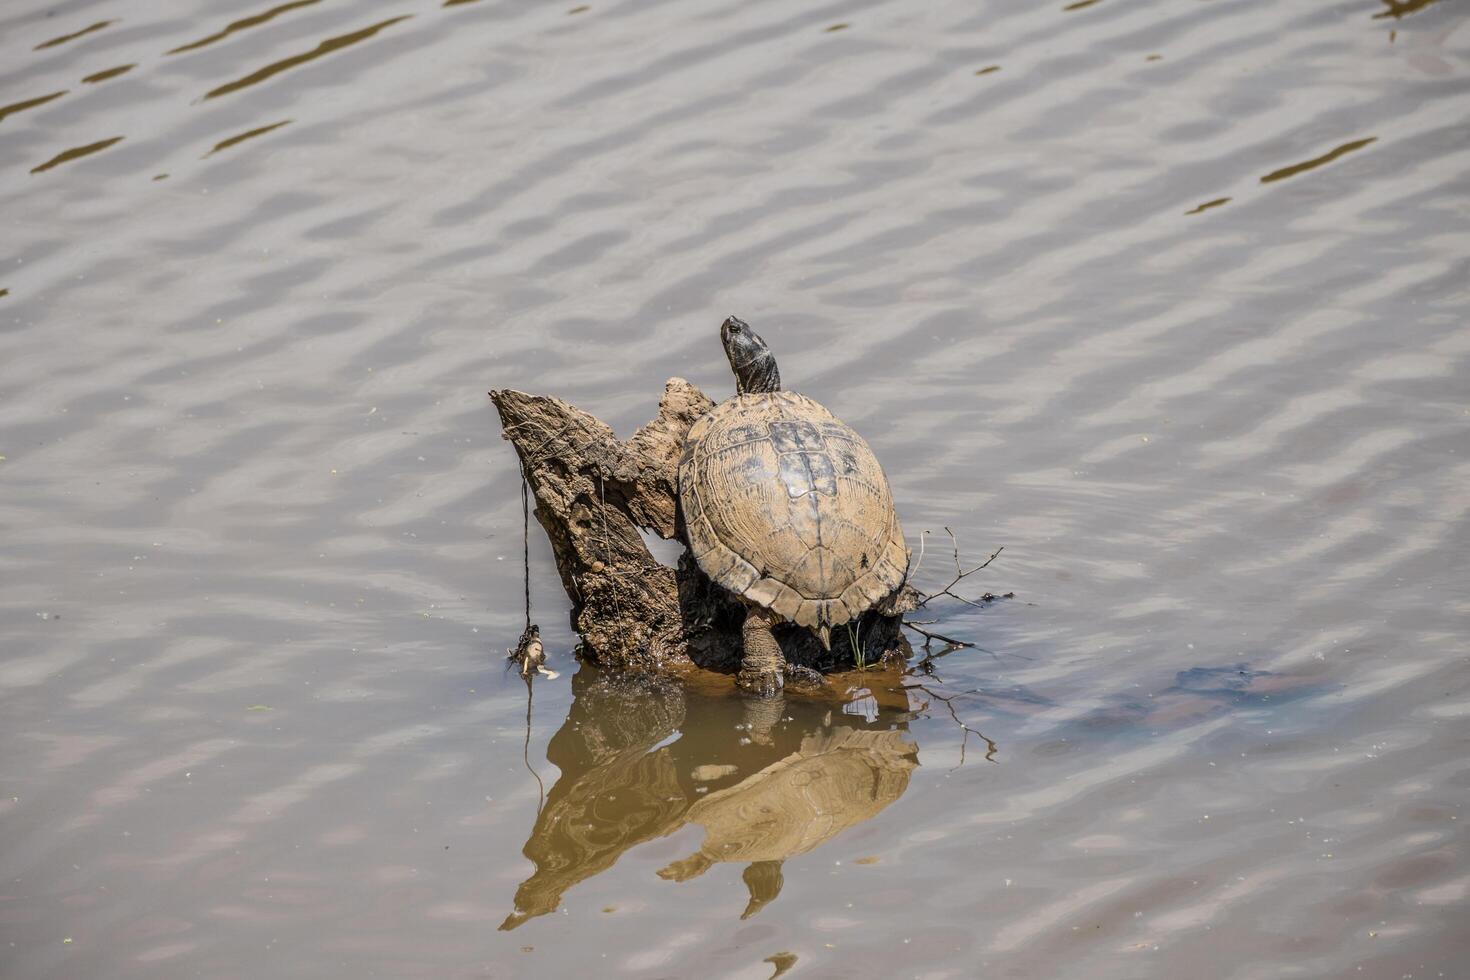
[678,391,908,629]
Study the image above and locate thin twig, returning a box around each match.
[902,620,975,649]
[914,528,1003,610]
[908,529,929,584]
[521,464,532,635]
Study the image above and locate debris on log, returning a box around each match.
[490,379,916,681]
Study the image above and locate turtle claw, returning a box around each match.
[737,665,784,697]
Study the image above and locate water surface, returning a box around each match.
[2,0,1468,976]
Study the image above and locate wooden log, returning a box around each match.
[490,379,915,680]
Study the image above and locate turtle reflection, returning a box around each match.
[500,669,917,929]
[659,725,916,918]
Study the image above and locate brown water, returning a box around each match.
[2,0,1468,976]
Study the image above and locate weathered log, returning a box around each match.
[490,379,915,680]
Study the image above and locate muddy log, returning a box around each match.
[490,379,915,680]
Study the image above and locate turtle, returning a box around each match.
[678,316,909,694]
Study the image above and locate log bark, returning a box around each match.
[490,379,914,680]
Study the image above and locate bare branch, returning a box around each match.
[912,527,1003,610]
[902,620,974,650]
[908,529,930,584]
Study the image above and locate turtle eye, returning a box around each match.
[729,323,741,333]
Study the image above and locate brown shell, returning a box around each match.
[678,391,908,629]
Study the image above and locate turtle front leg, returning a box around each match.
[737,605,785,696]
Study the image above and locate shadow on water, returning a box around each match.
[500,668,921,930]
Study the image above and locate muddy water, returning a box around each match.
[2,0,1467,976]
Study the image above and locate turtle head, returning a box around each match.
[721,316,781,395]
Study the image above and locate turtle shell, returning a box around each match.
[678,391,908,629]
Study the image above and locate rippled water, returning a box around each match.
[3,0,1468,976]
